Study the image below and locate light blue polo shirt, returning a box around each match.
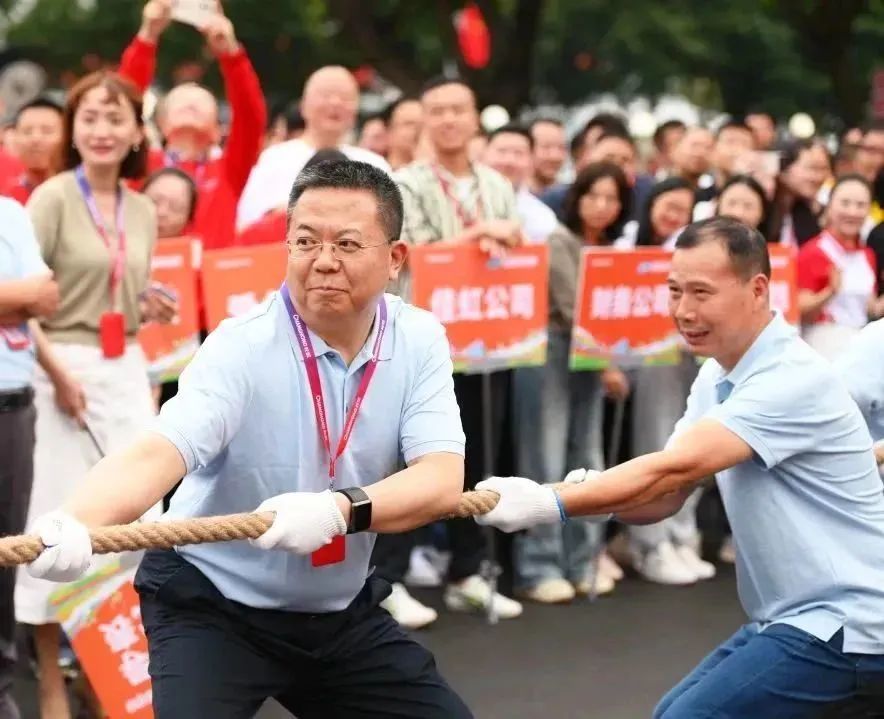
[154,291,465,612]
[672,312,884,653]
[0,197,47,391]
[833,319,884,444]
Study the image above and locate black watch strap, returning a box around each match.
[337,487,372,534]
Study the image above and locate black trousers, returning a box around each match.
[134,550,472,719]
[446,371,510,582]
[0,394,35,708]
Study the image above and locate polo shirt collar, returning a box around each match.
[718,311,790,389]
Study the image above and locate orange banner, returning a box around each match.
[410,244,549,373]
[768,243,799,324]
[570,248,680,370]
[201,243,287,331]
[137,237,200,382]
[51,560,152,719]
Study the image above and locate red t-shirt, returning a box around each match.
[797,231,877,327]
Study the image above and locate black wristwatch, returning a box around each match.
[336,487,372,534]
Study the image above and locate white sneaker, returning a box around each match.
[404,547,444,588]
[574,571,616,597]
[598,551,624,582]
[381,583,438,630]
[719,535,736,564]
[635,541,697,585]
[443,575,523,619]
[519,578,575,604]
[674,544,716,581]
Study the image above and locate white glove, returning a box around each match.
[27,511,93,582]
[474,476,563,533]
[563,468,602,484]
[250,490,347,555]
[562,467,612,523]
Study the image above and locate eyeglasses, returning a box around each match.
[287,237,390,259]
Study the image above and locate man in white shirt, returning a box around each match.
[483,124,558,244]
[237,66,390,229]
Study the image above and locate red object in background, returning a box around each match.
[236,211,287,247]
[456,3,491,69]
[352,65,376,90]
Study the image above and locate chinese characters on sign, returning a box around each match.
[411,244,549,373]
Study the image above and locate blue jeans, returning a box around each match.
[654,623,884,718]
[511,331,605,590]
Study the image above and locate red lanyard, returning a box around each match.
[280,284,387,485]
[433,165,483,228]
[74,166,126,303]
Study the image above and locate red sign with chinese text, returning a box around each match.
[570,248,679,370]
[137,237,200,382]
[201,243,287,331]
[410,244,549,373]
[70,580,153,718]
[768,243,799,324]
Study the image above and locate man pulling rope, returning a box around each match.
[21,160,475,718]
[476,217,884,718]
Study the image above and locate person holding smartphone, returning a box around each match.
[16,70,175,719]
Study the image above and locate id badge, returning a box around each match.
[311,535,346,567]
[1,327,31,351]
[99,311,126,359]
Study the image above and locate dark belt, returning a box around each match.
[0,386,33,413]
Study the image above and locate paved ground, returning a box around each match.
[12,566,745,718]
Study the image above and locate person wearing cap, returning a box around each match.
[22,160,473,718]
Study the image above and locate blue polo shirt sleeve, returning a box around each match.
[400,321,466,464]
[0,198,46,276]
[665,361,712,449]
[152,321,254,473]
[704,373,823,470]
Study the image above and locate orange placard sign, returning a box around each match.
[51,560,152,719]
[570,248,680,370]
[768,243,799,324]
[137,237,200,382]
[410,244,549,373]
[200,243,287,331]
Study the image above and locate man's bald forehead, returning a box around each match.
[304,66,358,96]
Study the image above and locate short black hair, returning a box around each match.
[570,112,629,159]
[420,75,473,99]
[487,123,534,149]
[675,216,771,279]
[829,172,872,201]
[142,167,199,224]
[287,159,404,241]
[15,97,63,126]
[594,128,636,149]
[716,119,753,139]
[286,106,305,133]
[384,96,419,123]
[563,161,632,239]
[529,117,563,134]
[653,119,686,151]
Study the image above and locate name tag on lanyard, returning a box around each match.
[75,166,127,359]
[279,284,388,567]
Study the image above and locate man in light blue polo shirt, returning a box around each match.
[23,161,473,718]
[0,197,59,719]
[477,217,884,717]
[835,318,884,473]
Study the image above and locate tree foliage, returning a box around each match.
[3,0,882,126]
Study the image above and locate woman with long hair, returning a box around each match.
[16,71,175,719]
[615,177,694,249]
[511,162,632,603]
[798,174,882,359]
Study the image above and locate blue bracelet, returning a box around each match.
[552,490,569,522]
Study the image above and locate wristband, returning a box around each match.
[552,489,569,523]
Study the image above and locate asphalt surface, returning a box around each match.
[13,566,745,718]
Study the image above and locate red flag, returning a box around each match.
[456,3,491,69]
